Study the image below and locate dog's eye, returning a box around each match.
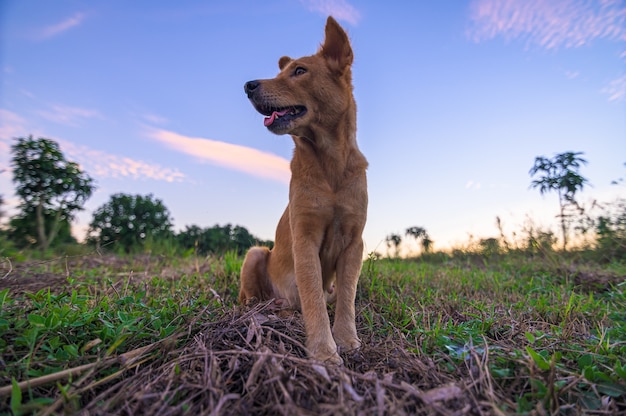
[294,67,307,76]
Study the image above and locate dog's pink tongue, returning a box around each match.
[264,110,289,127]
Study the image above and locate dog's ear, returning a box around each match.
[320,16,353,73]
[278,56,292,70]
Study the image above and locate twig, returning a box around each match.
[1,257,12,279]
[0,343,158,397]
[0,361,105,397]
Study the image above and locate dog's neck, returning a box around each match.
[290,101,367,191]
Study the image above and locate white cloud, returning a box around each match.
[300,0,361,25]
[38,12,86,39]
[38,104,103,126]
[60,140,187,183]
[148,129,290,184]
[0,108,183,183]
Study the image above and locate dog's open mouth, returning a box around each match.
[260,106,307,127]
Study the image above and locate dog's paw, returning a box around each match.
[334,333,362,353]
[309,340,343,365]
[315,350,343,366]
[244,296,259,307]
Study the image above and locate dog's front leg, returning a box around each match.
[292,230,341,364]
[333,237,363,352]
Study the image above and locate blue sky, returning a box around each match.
[1,0,625,254]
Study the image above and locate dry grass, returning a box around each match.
[24,301,483,415]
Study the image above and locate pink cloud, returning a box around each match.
[148,129,290,184]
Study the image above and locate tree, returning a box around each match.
[529,151,589,250]
[0,194,4,222]
[405,226,433,254]
[385,233,402,257]
[177,223,271,255]
[11,136,95,251]
[611,162,625,186]
[89,193,173,252]
[9,208,76,248]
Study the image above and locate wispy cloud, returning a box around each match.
[38,104,103,126]
[0,109,27,141]
[300,0,361,25]
[148,129,290,184]
[142,113,169,125]
[468,0,626,48]
[60,140,187,183]
[467,0,626,101]
[0,109,184,183]
[38,12,86,39]
[465,180,482,190]
[602,74,626,102]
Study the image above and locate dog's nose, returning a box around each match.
[244,80,260,98]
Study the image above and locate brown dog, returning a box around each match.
[240,16,368,365]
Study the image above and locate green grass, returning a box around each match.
[360,256,626,413]
[0,252,625,414]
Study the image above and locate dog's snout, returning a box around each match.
[244,80,260,98]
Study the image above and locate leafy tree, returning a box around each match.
[405,226,433,253]
[89,193,173,252]
[529,151,589,250]
[11,136,95,251]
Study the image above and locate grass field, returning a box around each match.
[0,250,625,415]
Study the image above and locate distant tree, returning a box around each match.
[479,237,500,257]
[405,226,433,254]
[595,199,626,260]
[529,151,589,250]
[89,193,173,252]
[611,162,625,186]
[11,136,95,251]
[177,223,270,255]
[385,233,402,257]
[230,225,258,254]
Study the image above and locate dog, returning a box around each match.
[240,16,368,365]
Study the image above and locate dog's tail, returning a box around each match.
[239,246,272,304]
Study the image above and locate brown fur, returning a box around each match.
[240,16,368,364]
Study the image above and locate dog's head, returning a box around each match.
[244,16,354,137]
